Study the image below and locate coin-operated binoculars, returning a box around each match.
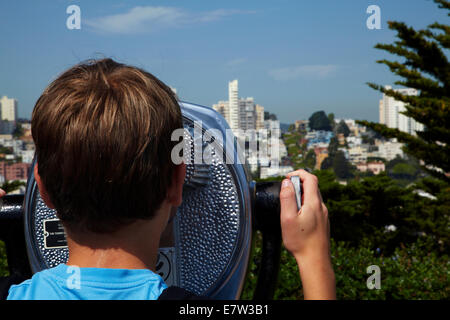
[0,102,283,300]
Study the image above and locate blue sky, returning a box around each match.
[0,0,447,123]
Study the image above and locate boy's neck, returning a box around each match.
[65,219,164,271]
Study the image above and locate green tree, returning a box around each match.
[385,155,424,184]
[336,119,351,137]
[264,111,277,121]
[321,136,339,170]
[314,169,450,255]
[328,112,335,130]
[358,0,450,182]
[12,124,24,138]
[303,149,316,169]
[320,156,332,170]
[0,180,26,193]
[333,150,352,179]
[287,124,295,132]
[328,136,339,156]
[308,111,332,131]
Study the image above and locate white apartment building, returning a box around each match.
[228,80,239,132]
[347,136,362,147]
[2,138,23,155]
[264,119,280,135]
[0,96,18,122]
[377,140,404,161]
[348,145,368,164]
[380,86,424,136]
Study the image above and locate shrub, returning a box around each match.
[241,235,449,300]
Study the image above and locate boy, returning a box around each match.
[6,59,335,299]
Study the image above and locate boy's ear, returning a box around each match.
[167,163,186,207]
[34,163,55,209]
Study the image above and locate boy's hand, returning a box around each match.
[280,169,336,299]
[280,169,330,260]
[0,188,5,198]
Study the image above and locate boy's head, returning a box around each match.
[31,58,184,234]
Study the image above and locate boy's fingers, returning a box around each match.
[0,188,5,197]
[280,179,300,222]
[286,169,321,207]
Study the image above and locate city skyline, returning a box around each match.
[0,1,446,123]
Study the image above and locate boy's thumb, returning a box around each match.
[279,179,299,221]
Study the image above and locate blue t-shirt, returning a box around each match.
[7,264,167,300]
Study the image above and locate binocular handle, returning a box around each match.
[0,194,25,220]
[0,194,32,278]
[253,181,282,300]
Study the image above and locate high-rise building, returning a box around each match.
[228,80,239,132]
[380,86,424,136]
[0,96,18,122]
[239,97,256,131]
[211,80,285,178]
[255,104,265,130]
[213,80,261,134]
[212,100,229,121]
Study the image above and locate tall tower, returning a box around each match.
[0,96,18,122]
[239,97,256,131]
[228,80,239,132]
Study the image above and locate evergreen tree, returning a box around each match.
[309,111,332,131]
[328,112,336,130]
[328,136,339,156]
[333,150,353,180]
[321,136,339,170]
[264,111,277,121]
[320,156,333,170]
[336,119,351,137]
[303,149,316,170]
[358,0,450,182]
[12,123,24,138]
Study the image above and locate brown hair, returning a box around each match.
[31,58,182,233]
